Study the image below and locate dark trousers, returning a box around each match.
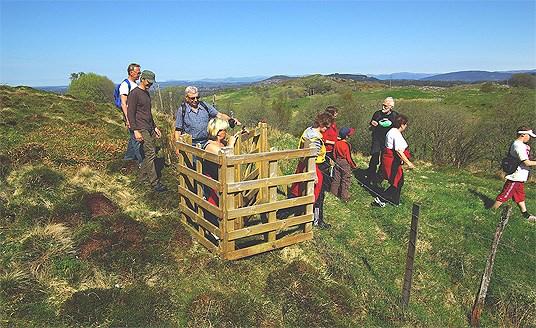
[378,171,404,205]
[140,129,159,187]
[366,151,383,184]
[330,159,352,201]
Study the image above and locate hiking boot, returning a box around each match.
[153,183,168,192]
[526,214,536,223]
[372,197,386,208]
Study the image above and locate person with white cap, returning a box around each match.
[365,97,398,187]
[492,126,536,222]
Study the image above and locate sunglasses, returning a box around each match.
[187,96,200,101]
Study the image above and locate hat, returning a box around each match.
[339,127,354,138]
[141,70,156,83]
[518,129,536,137]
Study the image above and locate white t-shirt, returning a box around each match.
[119,79,138,96]
[385,128,408,151]
[505,139,530,182]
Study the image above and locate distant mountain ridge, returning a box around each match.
[34,69,536,93]
[421,69,536,82]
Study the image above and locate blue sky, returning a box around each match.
[1,0,534,86]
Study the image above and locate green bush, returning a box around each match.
[509,73,536,89]
[67,72,115,103]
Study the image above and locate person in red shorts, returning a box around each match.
[492,126,536,222]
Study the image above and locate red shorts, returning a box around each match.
[495,181,525,203]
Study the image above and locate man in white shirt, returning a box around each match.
[493,126,536,222]
[121,63,142,167]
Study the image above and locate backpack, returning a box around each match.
[113,79,131,109]
[501,148,521,175]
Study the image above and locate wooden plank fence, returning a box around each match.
[174,122,317,260]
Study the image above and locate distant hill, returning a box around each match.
[254,75,297,86]
[327,73,379,82]
[370,72,437,80]
[421,70,536,82]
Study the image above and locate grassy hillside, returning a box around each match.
[1,84,535,327]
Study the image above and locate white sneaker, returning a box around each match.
[526,214,536,223]
[373,197,386,208]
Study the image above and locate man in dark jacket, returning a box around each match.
[365,97,398,187]
[127,70,167,192]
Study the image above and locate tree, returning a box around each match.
[509,73,536,89]
[67,72,115,103]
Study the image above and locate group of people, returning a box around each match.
[119,63,535,224]
[119,64,239,193]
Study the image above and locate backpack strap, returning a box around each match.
[179,101,210,131]
[125,79,131,93]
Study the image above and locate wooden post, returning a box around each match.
[401,203,420,310]
[470,205,511,326]
[157,84,164,115]
[169,91,173,117]
[221,147,235,258]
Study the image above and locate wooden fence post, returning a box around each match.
[470,205,511,326]
[401,203,420,310]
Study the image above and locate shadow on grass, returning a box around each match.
[469,189,495,209]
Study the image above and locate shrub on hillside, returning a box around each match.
[67,72,115,103]
[509,73,536,89]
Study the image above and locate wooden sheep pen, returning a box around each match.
[174,123,317,260]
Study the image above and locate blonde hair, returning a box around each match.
[207,117,229,140]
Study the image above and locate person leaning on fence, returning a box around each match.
[492,126,536,222]
[127,70,167,192]
[121,63,143,168]
[276,111,335,228]
[365,97,398,188]
[330,127,358,202]
[201,117,238,229]
[372,114,414,207]
[174,86,240,149]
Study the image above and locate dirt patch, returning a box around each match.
[77,214,147,270]
[83,192,118,217]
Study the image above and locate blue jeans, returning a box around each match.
[124,129,142,166]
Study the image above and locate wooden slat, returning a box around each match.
[180,202,223,239]
[177,163,220,191]
[175,140,221,163]
[225,232,313,260]
[226,148,316,165]
[226,171,315,193]
[227,195,314,219]
[227,213,312,240]
[177,184,223,218]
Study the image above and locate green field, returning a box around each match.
[1,81,535,327]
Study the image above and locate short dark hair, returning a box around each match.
[127,63,140,74]
[392,114,409,128]
[325,106,339,116]
[313,112,334,128]
[517,125,532,134]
